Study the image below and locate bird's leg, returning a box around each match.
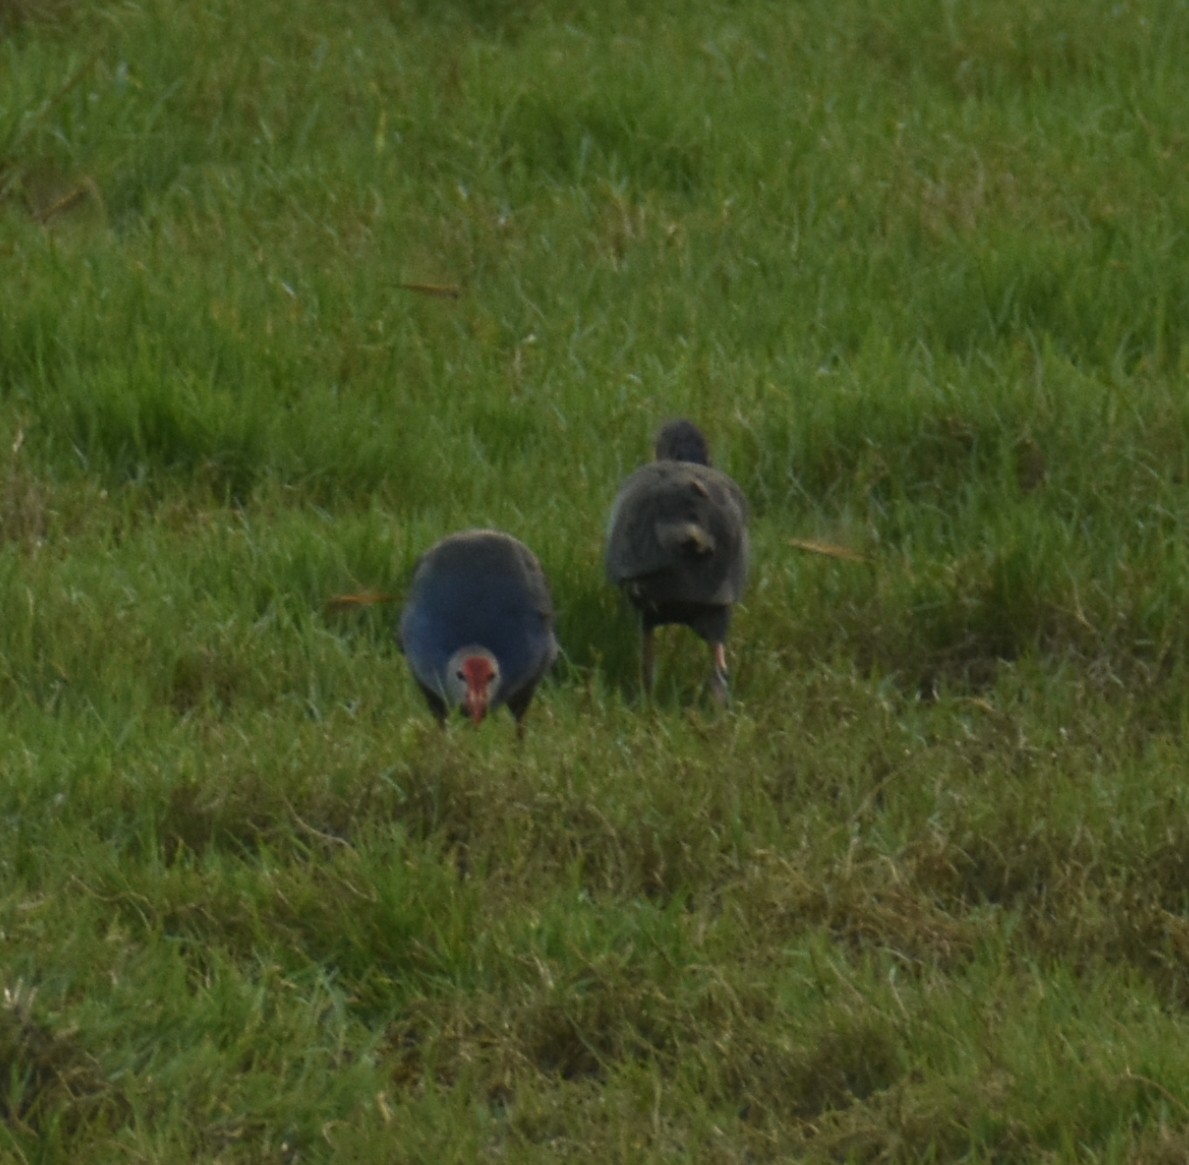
[641,626,656,699]
[708,642,731,706]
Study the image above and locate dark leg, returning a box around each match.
[641,626,656,698]
[420,684,450,728]
[506,684,537,743]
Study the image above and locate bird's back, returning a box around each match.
[400,530,557,699]
[606,461,749,609]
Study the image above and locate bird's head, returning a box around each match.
[446,648,501,725]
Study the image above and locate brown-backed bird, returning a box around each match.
[605,419,749,703]
[398,529,558,733]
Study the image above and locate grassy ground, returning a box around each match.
[3,0,1189,1160]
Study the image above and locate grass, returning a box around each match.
[3,0,1189,1159]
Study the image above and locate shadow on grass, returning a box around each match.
[0,985,130,1138]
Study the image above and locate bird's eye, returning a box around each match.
[456,670,466,680]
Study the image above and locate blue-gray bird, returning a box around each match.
[605,420,749,702]
[399,530,558,733]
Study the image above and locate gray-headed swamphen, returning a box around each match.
[606,420,749,702]
[399,529,558,733]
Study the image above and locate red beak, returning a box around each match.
[464,686,489,725]
[459,654,497,726]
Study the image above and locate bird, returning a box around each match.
[398,529,559,734]
[605,419,749,704]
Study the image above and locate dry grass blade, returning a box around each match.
[324,591,401,613]
[398,282,463,299]
[30,178,99,224]
[788,538,869,564]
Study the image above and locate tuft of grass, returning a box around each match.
[0,982,130,1138]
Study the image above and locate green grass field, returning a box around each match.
[3,0,1189,1159]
